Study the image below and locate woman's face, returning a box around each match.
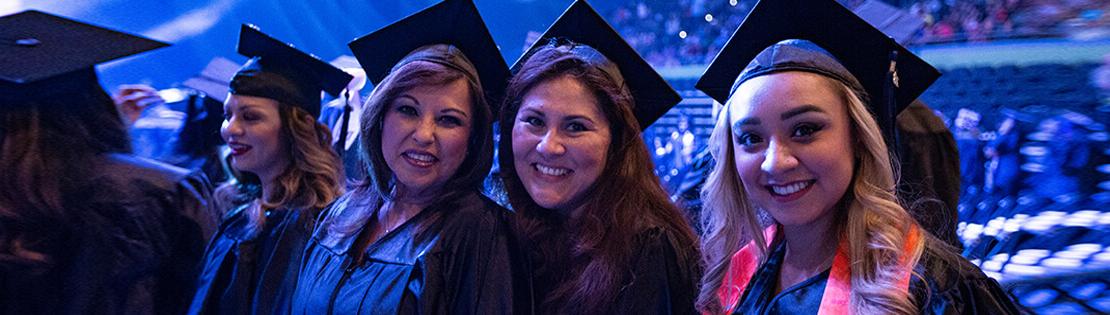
[512,75,611,212]
[221,94,289,182]
[727,72,854,227]
[381,78,472,197]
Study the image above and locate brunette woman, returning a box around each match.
[498,1,701,313]
[290,0,531,313]
[0,11,217,314]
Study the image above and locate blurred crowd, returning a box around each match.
[607,0,1110,67]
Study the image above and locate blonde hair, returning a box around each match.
[696,76,925,314]
[216,105,344,238]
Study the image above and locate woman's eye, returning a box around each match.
[438,116,463,127]
[736,133,763,146]
[566,122,587,132]
[522,116,544,127]
[396,105,418,116]
[792,123,823,138]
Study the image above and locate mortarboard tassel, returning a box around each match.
[336,89,353,158]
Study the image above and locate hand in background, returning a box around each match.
[113,84,165,126]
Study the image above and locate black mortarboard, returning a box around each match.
[183,56,239,103]
[348,0,510,111]
[695,0,940,140]
[514,0,681,129]
[0,10,168,102]
[232,24,352,117]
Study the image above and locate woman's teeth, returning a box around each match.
[404,152,436,162]
[535,164,570,176]
[772,181,811,195]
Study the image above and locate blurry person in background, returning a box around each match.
[0,11,218,314]
[1028,114,1090,205]
[669,113,698,173]
[113,84,179,160]
[113,81,230,184]
[955,107,984,197]
[172,57,242,185]
[984,109,1021,200]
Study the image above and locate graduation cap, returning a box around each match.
[0,10,168,102]
[182,56,239,103]
[695,0,940,142]
[347,0,510,112]
[232,24,352,117]
[514,0,681,129]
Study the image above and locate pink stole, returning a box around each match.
[711,225,920,314]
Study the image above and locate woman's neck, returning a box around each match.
[256,159,291,205]
[380,185,440,224]
[259,173,280,205]
[391,184,438,209]
[778,210,840,290]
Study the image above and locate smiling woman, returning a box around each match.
[496,1,702,313]
[512,75,611,211]
[380,78,473,198]
[726,72,855,228]
[693,0,1021,314]
[288,0,532,313]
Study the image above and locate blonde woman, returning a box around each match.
[188,25,349,315]
[694,0,1020,314]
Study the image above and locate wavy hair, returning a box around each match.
[326,59,494,237]
[499,44,701,313]
[696,77,925,314]
[216,102,344,237]
[0,85,130,269]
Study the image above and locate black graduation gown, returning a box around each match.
[732,238,1022,314]
[611,227,702,314]
[289,190,532,314]
[531,227,701,315]
[188,203,316,315]
[0,153,219,315]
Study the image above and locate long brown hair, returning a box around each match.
[498,44,700,313]
[327,59,494,237]
[0,84,130,269]
[215,100,344,237]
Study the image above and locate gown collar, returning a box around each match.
[713,224,920,314]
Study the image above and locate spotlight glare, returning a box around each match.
[705,14,713,22]
[679,31,687,39]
